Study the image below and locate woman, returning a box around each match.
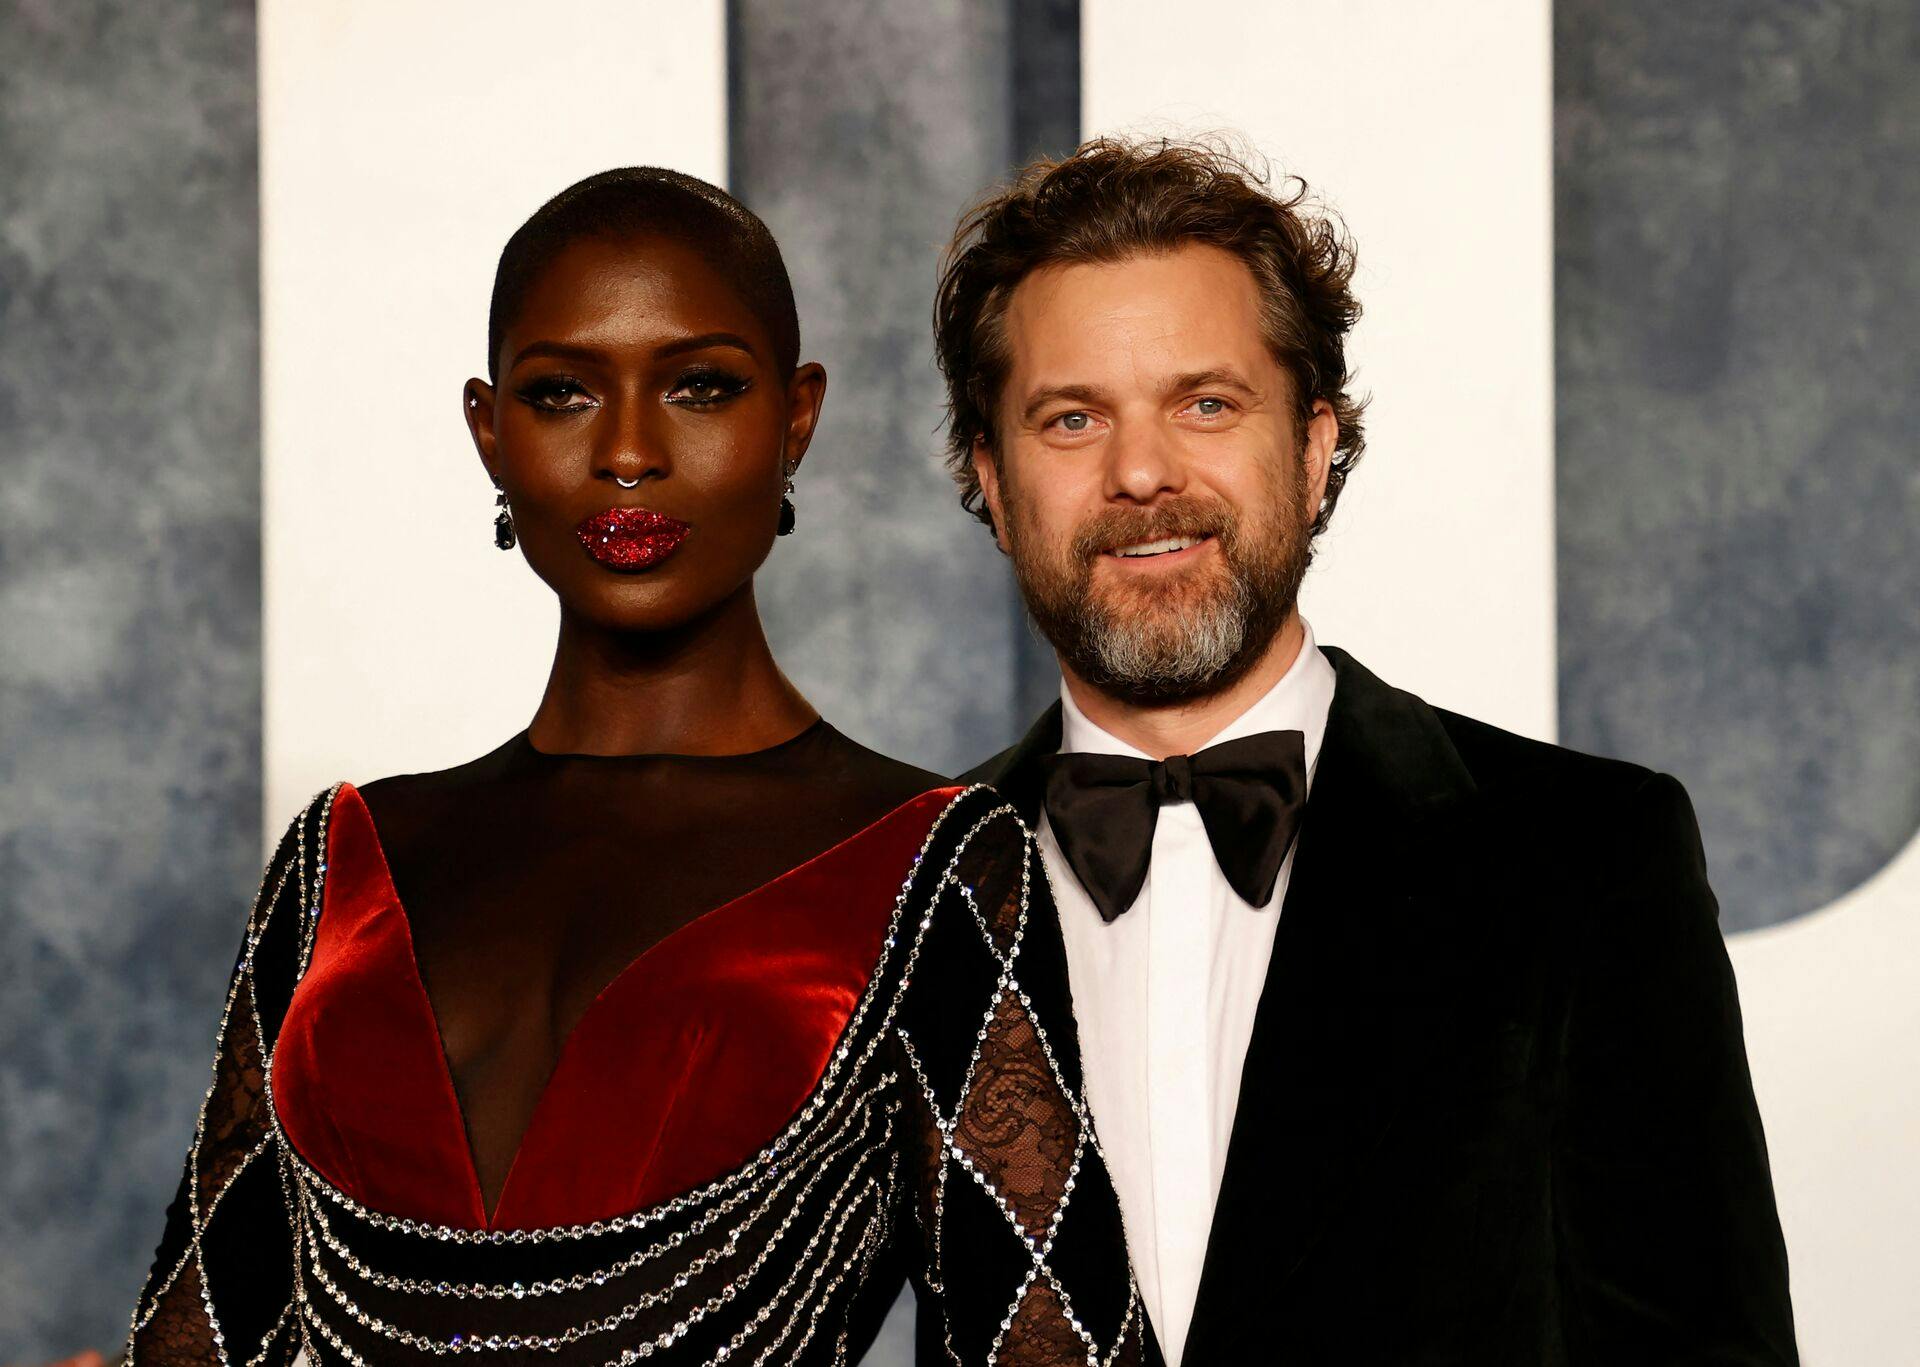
[125,170,1148,1366]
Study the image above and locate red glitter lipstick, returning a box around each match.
[574,508,691,571]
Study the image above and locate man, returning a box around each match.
[935,137,1798,1364]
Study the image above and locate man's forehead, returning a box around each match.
[1003,247,1271,384]
[1009,248,1263,336]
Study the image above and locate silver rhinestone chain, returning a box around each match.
[299,1145,889,1364]
[911,810,1134,1367]
[301,1128,886,1355]
[124,789,333,1366]
[298,1081,898,1302]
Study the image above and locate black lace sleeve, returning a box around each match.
[126,789,337,1366]
[889,789,1153,1367]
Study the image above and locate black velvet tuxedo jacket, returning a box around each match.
[959,646,1798,1366]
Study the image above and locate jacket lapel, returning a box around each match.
[961,699,1061,823]
[1179,648,1479,1364]
[973,654,1479,1365]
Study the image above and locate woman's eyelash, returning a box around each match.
[669,368,751,404]
[513,369,749,412]
[515,377,594,411]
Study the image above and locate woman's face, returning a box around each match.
[464,233,824,634]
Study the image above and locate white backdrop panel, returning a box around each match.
[259,0,726,825]
[1729,850,1920,1363]
[1084,0,1556,741]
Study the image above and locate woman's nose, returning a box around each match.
[599,395,668,487]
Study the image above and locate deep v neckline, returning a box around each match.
[328,779,944,1228]
[314,780,955,1231]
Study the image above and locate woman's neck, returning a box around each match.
[525,585,816,757]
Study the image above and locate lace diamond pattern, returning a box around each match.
[127,796,322,1366]
[899,802,1149,1367]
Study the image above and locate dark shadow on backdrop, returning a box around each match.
[727,0,1079,774]
[1556,0,1920,931]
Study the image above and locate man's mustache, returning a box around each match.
[1067,498,1236,562]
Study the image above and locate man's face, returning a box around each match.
[974,243,1336,705]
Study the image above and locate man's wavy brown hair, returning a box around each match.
[933,135,1367,536]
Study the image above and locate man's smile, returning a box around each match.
[1101,533,1218,567]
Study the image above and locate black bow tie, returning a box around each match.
[1040,731,1308,923]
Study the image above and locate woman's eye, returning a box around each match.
[516,378,595,412]
[668,370,750,406]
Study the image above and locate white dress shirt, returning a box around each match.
[1038,621,1336,1364]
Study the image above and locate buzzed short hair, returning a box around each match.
[488,167,799,380]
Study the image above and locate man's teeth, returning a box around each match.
[1113,536,1204,558]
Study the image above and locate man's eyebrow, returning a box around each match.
[1165,367,1258,396]
[1020,383,1111,424]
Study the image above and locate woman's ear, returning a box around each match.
[464,378,499,481]
[781,362,828,472]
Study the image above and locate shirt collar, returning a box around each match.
[1057,618,1338,784]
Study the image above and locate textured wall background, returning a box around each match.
[6,0,1915,1357]
[0,1,261,1359]
[731,0,1078,777]
[1556,0,1920,930]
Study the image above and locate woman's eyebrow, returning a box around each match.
[655,331,757,359]
[508,332,758,370]
[508,340,606,370]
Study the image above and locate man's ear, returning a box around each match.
[464,379,499,483]
[1302,397,1338,520]
[971,436,1012,555]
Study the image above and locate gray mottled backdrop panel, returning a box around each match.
[0,1,261,1360]
[1556,0,1920,931]
[732,0,1076,778]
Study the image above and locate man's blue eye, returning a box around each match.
[1060,413,1090,431]
[1194,398,1225,416]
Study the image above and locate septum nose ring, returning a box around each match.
[614,475,640,489]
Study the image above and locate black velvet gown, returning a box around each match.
[127,722,1151,1366]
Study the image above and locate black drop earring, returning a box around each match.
[494,486,517,550]
[777,464,797,536]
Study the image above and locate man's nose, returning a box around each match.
[1103,419,1185,504]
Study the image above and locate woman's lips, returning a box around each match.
[574,508,691,571]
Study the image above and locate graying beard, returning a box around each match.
[1080,578,1257,694]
